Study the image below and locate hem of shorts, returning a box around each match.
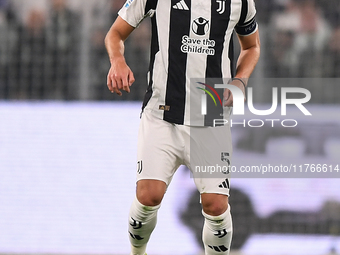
[200,190,230,196]
[136,177,169,186]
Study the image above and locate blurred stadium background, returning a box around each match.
[0,0,340,254]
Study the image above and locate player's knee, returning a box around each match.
[136,179,166,206]
[202,202,227,216]
[137,192,163,206]
[201,193,229,216]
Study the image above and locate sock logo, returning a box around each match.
[214,229,228,238]
[130,217,142,229]
[129,231,144,240]
[208,245,229,252]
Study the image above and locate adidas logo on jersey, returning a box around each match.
[173,0,189,10]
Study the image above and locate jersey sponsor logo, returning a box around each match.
[181,35,216,55]
[192,17,209,36]
[216,0,226,14]
[172,0,189,10]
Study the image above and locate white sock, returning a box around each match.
[128,197,160,255]
[202,205,233,255]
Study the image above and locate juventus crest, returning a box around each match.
[216,0,226,14]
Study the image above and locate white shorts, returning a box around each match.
[136,110,232,196]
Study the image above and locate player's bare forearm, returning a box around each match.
[235,30,261,84]
[105,16,135,95]
[224,30,260,106]
[105,16,132,63]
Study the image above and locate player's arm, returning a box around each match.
[224,30,260,106]
[105,16,135,96]
[235,30,261,83]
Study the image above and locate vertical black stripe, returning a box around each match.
[164,0,191,124]
[142,0,159,112]
[145,0,158,13]
[204,0,231,126]
[206,0,231,79]
[226,178,230,188]
[228,33,235,77]
[239,0,248,25]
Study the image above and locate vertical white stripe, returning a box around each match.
[221,0,242,118]
[201,94,207,115]
[184,1,211,126]
[144,1,171,119]
[221,0,242,82]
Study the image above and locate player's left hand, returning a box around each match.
[223,78,247,106]
[107,56,135,96]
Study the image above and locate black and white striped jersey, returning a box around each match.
[119,0,258,125]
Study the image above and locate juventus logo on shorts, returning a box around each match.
[216,0,226,14]
[137,160,143,174]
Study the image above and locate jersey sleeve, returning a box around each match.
[235,0,258,36]
[118,0,154,28]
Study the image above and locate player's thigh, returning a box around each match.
[187,125,232,196]
[136,110,183,188]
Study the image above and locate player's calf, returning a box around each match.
[202,205,233,255]
[128,197,160,255]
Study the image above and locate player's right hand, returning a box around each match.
[223,78,246,107]
[107,57,135,96]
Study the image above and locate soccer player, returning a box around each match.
[105,0,260,254]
